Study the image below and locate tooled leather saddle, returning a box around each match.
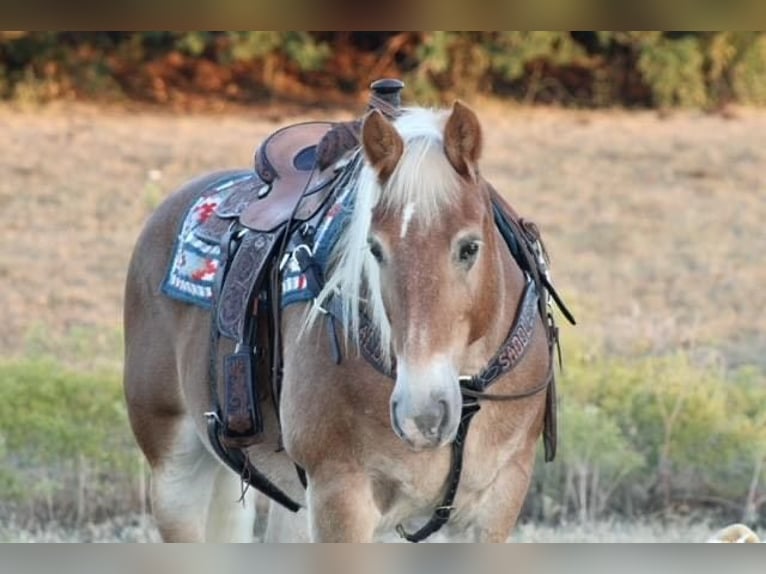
[198,81,407,512]
[210,120,359,443]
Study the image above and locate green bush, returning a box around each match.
[530,334,766,524]
[733,34,766,105]
[0,359,140,524]
[637,35,708,108]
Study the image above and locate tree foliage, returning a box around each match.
[1,32,765,108]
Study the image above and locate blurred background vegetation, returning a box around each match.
[2,330,763,530]
[0,31,764,536]
[2,31,766,108]
[525,330,766,527]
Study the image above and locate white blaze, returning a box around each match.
[400,202,415,238]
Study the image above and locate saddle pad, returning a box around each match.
[161,167,356,310]
[282,182,353,307]
[161,173,252,308]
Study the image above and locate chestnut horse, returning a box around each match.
[124,101,561,542]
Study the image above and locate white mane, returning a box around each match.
[304,107,462,367]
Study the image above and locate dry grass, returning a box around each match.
[0,102,349,369]
[1,101,764,371]
[513,518,763,543]
[478,104,766,369]
[0,514,159,543]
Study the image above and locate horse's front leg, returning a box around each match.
[307,466,380,542]
[471,454,536,543]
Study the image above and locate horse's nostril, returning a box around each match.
[439,400,449,437]
[414,400,449,441]
[390,400,405,438]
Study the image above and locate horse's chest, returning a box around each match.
[369,437,518,532]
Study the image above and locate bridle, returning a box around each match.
[319,194,575,542]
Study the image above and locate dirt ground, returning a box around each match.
[1,513,757,542]
[0,101,765,371]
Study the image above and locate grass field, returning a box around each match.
[2,101,764,370]
[0,100,764,541]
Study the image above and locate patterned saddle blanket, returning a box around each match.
[162,170,355,310]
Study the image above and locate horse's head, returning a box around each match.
[356,102,510,450]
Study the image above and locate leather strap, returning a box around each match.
[332,279,541,393]
[396,401,480,542]
[460,280,539,394]
[205,413,301,512]
[217,229,283,341]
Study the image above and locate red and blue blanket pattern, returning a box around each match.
[162,173,352,309]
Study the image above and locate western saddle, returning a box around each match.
[202,79,404,511]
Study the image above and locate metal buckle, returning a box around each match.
[288,244,315,274]
[459,375,478,390]
[204,411,222,425]
[293,243,313,260]
[435,505,455,518]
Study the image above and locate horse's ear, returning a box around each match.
[362,109,404,181]
[444,100,482,181]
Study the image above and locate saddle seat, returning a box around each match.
[238,120,360,232]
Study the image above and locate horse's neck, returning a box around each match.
[462,230,524,375]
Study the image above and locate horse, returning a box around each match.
[123,98,566,542]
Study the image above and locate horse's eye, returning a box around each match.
[458,240,480,265]
[368,238,385,263]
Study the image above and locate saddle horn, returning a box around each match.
[369,78,405,118]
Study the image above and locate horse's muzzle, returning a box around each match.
[389,360,462,450]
